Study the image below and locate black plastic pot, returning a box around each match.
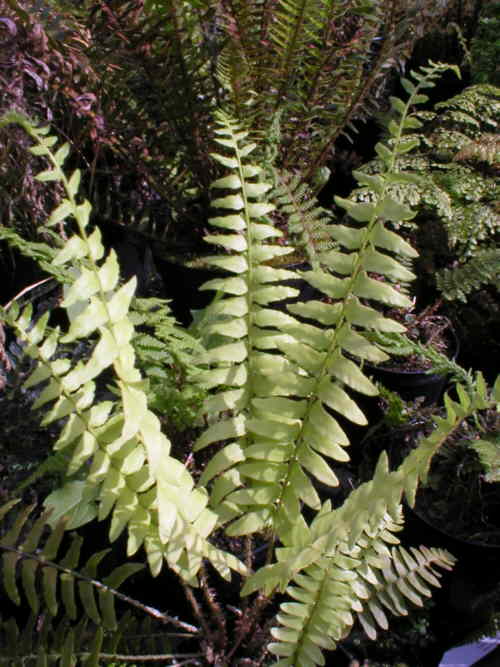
[367,363,451,405]
[366,326,460,406]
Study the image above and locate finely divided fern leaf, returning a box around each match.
[436,248,500,302]
[271,169,336,267]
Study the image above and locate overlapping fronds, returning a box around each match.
[354,544,455,640]
[0,500,142,628]
[197,106,398,538]
[353,82,499,304]
[0,602,192,667]
[253,444,457,665]
[260,374,498,665]
[2,55,495,665]
[196,63,455,544]
[217,0,447,177]
[436,248,500,302]
[0,615,105,667]
[0,112,246,585]
[130,297,207,429]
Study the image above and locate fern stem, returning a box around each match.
[199,564,227,652]
[225,592,272,663]
[182,581,214,645]
[0,543,199,633]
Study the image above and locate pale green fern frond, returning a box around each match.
[400,372,498,505]
[0,112,246,585]
[247,375,496,665]
[355,544,455,640]
[194,109,306,535]
[263,451,453,666]
[262,376,489,665]
[196,63,458,544]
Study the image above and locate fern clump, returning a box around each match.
[3,62,497,666]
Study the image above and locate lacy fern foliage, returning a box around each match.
[354,82,499,302]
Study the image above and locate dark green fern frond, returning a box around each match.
[0,225,69,285]
[216,0,445,182]
[368,328,474,392]
[0,615,103,667]
[436,248,500,302]
[0,609,196,666]
[130,297,207,430]
[0,500,143,627]
[216,41,254,122]
[434,84,500,137]
[271,169,336,267]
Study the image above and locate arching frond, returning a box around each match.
[0,112,246,585]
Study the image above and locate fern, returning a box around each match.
[265,373,497,665]
[0,224,69,285]
[471,434,500,483]
[0,111,245,585]
[270,169,336,267]
[454,132,500,165]
[215,0,446,179]
[196,63,454,544]
[436,248,500,302]
[350,82,499,303]
[130,297,207,430]
[367,328,474,392]
[0,500,142,627]
[1,62,494,667]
